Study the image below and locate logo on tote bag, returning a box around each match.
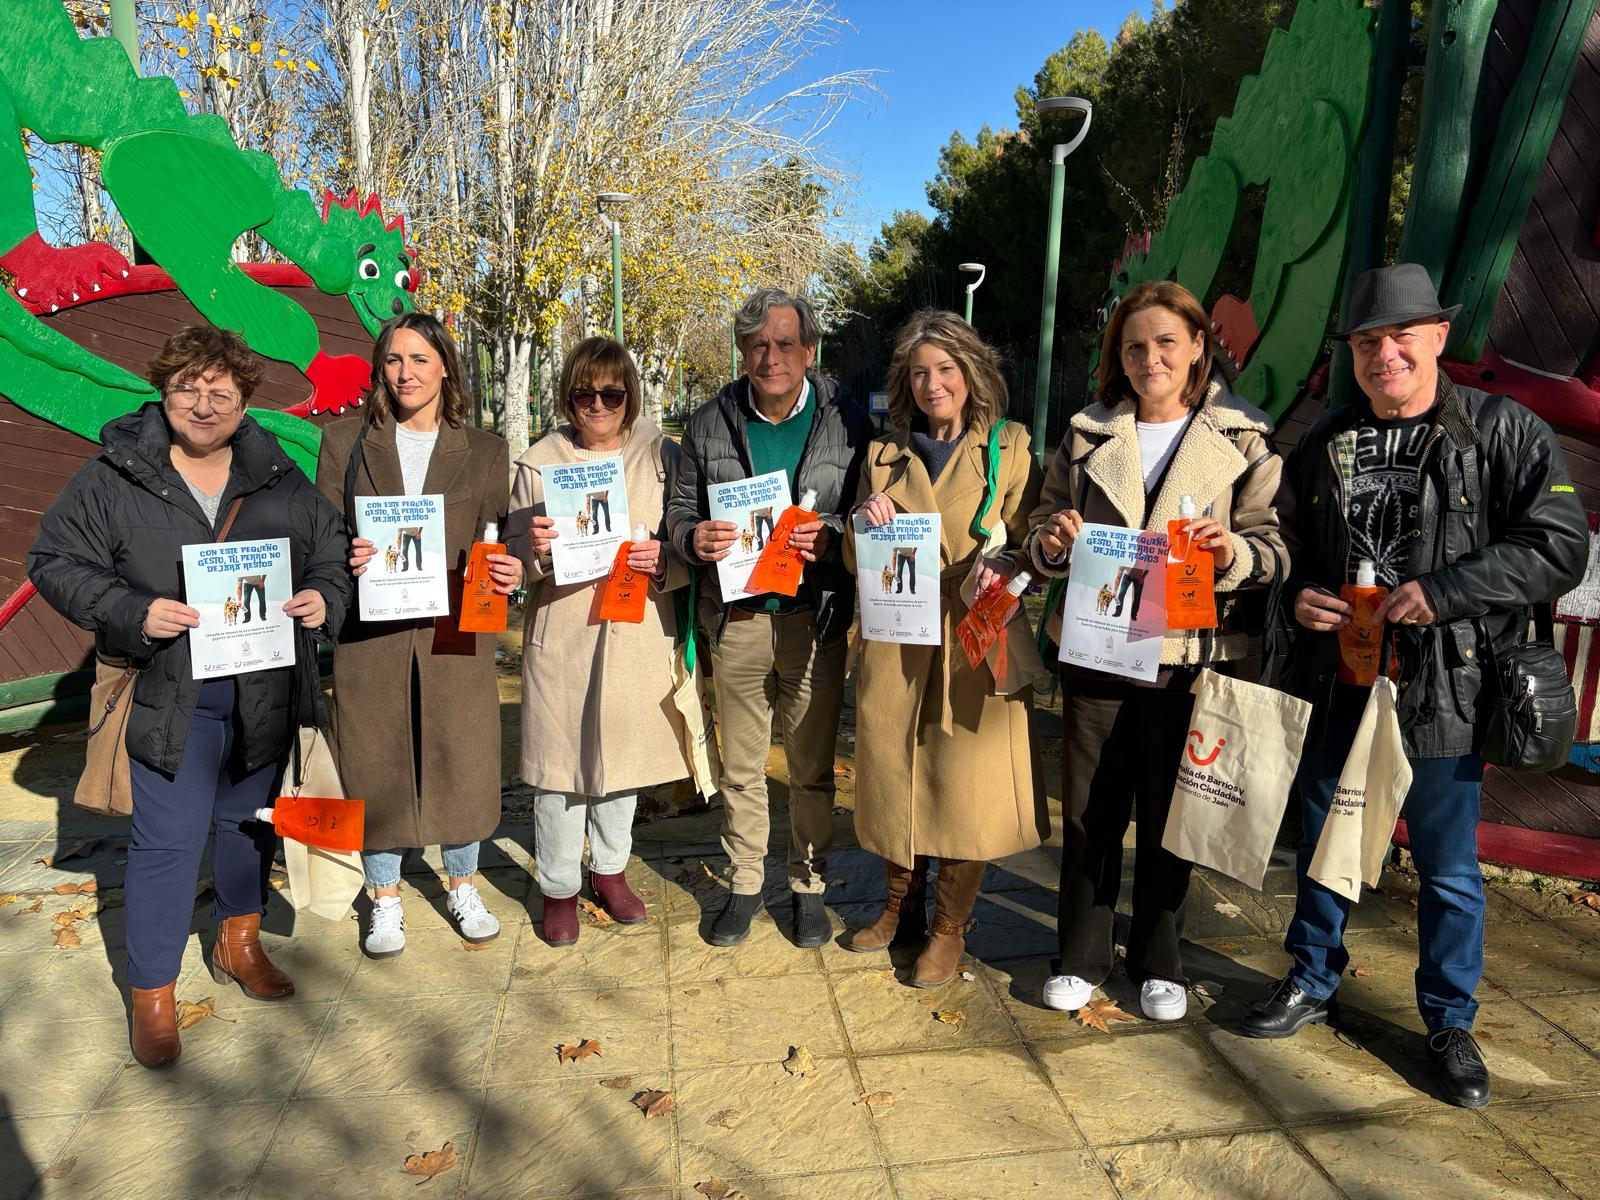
[1186,730,1226,767]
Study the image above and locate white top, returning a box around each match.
[1135,415,1189,491]
[747,380,810,425]
[394,425,438,495]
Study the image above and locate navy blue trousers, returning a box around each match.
[125,679,279,988]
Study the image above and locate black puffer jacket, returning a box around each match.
[1282,379,1587,757]
[666,372,873,644]
[28,404,352,775]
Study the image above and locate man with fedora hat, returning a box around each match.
[1239,263,1586,1107]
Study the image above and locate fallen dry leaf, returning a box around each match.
[52,909,89,928]
[693,1180,750,1200]
[52,925,82,949]
[176,997,219,1029]
[917,997,938,1007]
[1211,940,1242,951]
[558,1038,603,1064]
[401,1141,458,1185]
[1075,998,1137,1034]
[459,938,494,952]
[595,991,615,1001]
[598,1075,633,1090]
[0,893,16,908]
[782,1045,815,1078]
[52,880,97,895]
[705,1107,746,1130]
[853,1090,895,1109]
[1567,890,1600,914]
[579,899,615,928]
[1350,965,1373,978]
[1213,901,1244,919]
[34,837,103,869]
[632,1089,675,1118]
[20,898,43,914]
[931,1009,966,1027]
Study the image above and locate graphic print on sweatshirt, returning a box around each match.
[1344,413,1430,588]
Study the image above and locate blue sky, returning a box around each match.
[820,1,1143,240]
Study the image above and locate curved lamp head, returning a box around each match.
[958,262,987,294]
[596,191,633,211]
[1036,96,1093,162]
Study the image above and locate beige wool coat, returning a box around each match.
[1023,376,1290,666]
[505,418,691,798]
[843,419,1050,867]
[316,415,510,849]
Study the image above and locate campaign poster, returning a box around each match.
[707,469,790,603]
[354,493,450,621]
[853,512,941,645]
[1057,522,1168,681]
[544,456,629,585]
[182,537,295,679]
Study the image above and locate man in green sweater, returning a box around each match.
[667,288,872,949]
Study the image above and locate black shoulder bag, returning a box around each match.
[1478,605,1577,773]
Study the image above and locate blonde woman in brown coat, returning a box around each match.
[505,338,690,947]
[1024,280,1288,1021]
[843,310,1048,988]
[317,313,521,959]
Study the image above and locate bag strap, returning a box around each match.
[1254,542,1289,686]
[675,574,700,673]
[216,495,244,541]
[971,419,1009,541]
[87,662,140,735]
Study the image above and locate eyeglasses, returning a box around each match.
[167,383,243,413]
[570,387,627,411]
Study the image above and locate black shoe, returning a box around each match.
[1238,975,1337,1039]
[792,893,830,948]
[707,891,763,947]
[1426,1028,1490,1108]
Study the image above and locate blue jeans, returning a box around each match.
[1286,687,1486,1030]
[363,842,480,888]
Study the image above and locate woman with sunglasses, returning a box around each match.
[317,312,522,958]
[506,337,690,945]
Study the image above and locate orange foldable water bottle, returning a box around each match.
[459,521,508,634]
[744,488,819,596]
[254,795,364,853]
[1165,494,1217,630]
[598,523,652,623]
[956,570,1032,677]
[1336,559,1389,686]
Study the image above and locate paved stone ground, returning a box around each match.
[3,681,1600,1198]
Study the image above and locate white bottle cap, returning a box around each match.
[482,522,499,543]
[632,523,648,541]
[799,488,819,510]
[1356,560,1376,587]
[1179,494,1197,518]
[1006,570,1032,596]
[253,808,275,823]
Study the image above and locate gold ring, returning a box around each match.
[1402,617,1417,625]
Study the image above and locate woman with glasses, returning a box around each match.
[29,324,351,1068]
[505,337,690,946]
[316,313,522,958]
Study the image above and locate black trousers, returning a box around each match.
[1056,668,1197,985]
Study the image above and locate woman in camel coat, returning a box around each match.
[844,309,1048,988]
[505,337,691,946]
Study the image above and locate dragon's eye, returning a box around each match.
[358,259,380,280]
[395,270,413,291]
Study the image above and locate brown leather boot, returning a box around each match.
[130,981,181,1069]
[843,857,927,953]
[211,913,295,1000]
[911,859,985,988]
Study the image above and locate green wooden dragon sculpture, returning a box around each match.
[0,0,417,475]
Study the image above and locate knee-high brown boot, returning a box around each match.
[911,859,984,988]
[843,857,927,953]
[130,981,182,1069]
[211,913,295,1000]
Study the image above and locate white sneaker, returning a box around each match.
[447,882,500,944]
[365,895,406,958]
[1042,973,1094,1011]
[1141,978,1188,1021]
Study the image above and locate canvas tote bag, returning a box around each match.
[276,630,364,920]
[1307,668,1413,903]
[1161,557,1309,889]
[671,578,722,798]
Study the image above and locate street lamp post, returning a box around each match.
[1030,97,1092,464]
[958,262,986,324]
[596,192,632,343]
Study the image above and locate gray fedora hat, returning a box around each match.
[1334,263,1462,336]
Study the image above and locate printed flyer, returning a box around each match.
[853,512,941,645]
[1057,522,1168,681]
[544,456,629,585]
[181,537,295,680]
[353,494,450,621]
[707,469,790,603]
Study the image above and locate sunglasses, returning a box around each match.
[570,387,627,411]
